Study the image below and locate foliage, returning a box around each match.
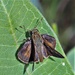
[0,0,74,75]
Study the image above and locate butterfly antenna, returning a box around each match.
[19,25,26,32]
[19,25,27,37]
[15,28,24,33]
[34,18,43,29]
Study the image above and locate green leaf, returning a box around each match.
[67,47,75,73]
[0,0,74,75]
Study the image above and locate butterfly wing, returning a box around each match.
[45,45,64,58]
[41,45,49,58]
[42,34,56,48]
[17,40,31,64]
[42,34,64,58]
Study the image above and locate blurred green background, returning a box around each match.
[30,0,75,73]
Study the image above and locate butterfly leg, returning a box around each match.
[32,62,34,71]
[23,64,29,74]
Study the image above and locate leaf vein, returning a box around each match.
[9,0,15,15]
[1,0,18,48]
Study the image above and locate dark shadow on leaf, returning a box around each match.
[49,57,55,61]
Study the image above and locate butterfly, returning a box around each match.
[17,28,64,64]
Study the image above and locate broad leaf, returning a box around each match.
[67,47,75,73]
[0,0,74,75]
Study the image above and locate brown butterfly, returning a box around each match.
[17,28,64,64]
